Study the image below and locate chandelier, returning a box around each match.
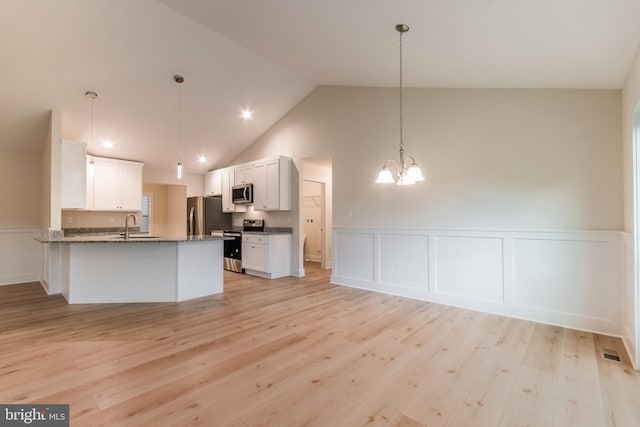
[375,24,425,186]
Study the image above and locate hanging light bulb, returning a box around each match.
[174,74,184,179]
[85,91,98,178]
[375,24,425,186]
[407,164,425,182]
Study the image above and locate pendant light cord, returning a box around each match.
[90,96,94,152]
[399,28,404,153]
[85,92,98,153]
[178,81,182,162]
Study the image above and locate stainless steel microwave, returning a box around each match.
[232,183,253,204]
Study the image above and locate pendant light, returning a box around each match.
[85,91,98,178]
[174,74,184,179]
[375,24,425,186]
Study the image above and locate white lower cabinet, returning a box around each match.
[242,233,291,279]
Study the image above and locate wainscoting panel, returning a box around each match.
[334,231,375,284]
[332,227,624,337]
[434,235,504,303]
[512,238,612,321]
[621,232,638,369]
[0,228,42,286]
[379,233,429,290]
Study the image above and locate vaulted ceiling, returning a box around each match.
[1,0,639,174]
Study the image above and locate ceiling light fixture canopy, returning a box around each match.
[86,91,98,178]
[375,24,425,186]
[174,74,184,179]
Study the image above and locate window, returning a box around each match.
[141,193,150,233]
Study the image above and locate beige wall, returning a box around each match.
[233,86,623,231]
[145,183,169,224]
[143,168,203,198]
[166,185,186,225]
[0,151,43,228]
[143,183,186,238]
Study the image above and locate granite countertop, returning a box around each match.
[242,227,293,235]
[36,233,230,244]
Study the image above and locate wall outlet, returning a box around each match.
[394,262,401,272]
[109,217,114,224]
[66,217,73,224]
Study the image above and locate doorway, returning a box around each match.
[303,180,324,266]
[301,155,332,275]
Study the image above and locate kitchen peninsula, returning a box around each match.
[37,234,227,304]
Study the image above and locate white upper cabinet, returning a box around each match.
[60,140,87,209]
[85,156,94,210]
[204,170,222,196]
[253,157,291,211]
[221,168,246,213]
[120,162,143,210]
[208,156,291,212]
[234,164,253,185]
[92,156,143,211]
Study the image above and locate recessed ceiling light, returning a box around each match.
[198,155,207,163]
[241,110,253,120]
[103,140,114,149]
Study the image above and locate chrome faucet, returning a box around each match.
[124,214,137,240]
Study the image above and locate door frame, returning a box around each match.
[632,109,640,369]
[300,157,332,276]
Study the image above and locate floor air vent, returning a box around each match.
[602,349,621,362]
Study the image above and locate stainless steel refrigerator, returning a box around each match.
[186,196,232,236]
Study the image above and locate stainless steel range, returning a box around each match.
[220,219,265,273]
[222,230,243,273]
[242,218,265,233]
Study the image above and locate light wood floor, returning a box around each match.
[1,267,639,426]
